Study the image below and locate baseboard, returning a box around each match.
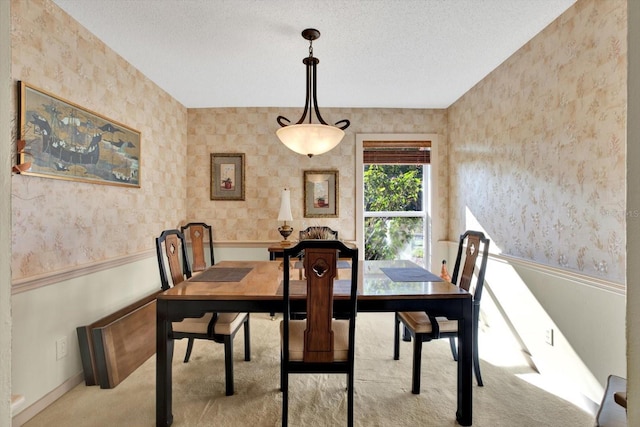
[11,372,84,426]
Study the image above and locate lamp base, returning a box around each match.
[278,225,293,246]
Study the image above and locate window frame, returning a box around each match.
[355,133,444,273]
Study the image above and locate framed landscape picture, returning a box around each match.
[17,81,141,187]
[211,153,245,200]
[304,170,338,218]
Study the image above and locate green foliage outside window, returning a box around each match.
[364,165,424,260]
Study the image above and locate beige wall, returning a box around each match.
[11,0,188,281]
[10,0,186,416]
[13,0,625,286]
[187,107,447,242]
[448,0,627,284]
[447,0,627,400]
[1,0,13,424]
[627,0,639,424]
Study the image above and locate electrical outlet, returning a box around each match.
[56,337,68,360]
[545,328,554,346]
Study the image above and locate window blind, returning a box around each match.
[363,140,431,164]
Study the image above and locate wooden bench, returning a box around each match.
[595,375,627,427]
[77,291,160,389]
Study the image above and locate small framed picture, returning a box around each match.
[304,170,338,217]
[211,153,245,200]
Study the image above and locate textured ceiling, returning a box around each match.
[52,0,577,109]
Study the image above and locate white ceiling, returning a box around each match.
[52,0,577,109]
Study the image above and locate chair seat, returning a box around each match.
[214,312,249,335]
[281,319,350,361]
[398,311,458,334]
[172,312,248,335]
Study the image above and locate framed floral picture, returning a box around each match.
[211,153,245,200]
[303,170,338,217]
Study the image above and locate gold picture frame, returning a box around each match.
[211,153,245,200]
[17,81,141,187]
[303,170,338,218]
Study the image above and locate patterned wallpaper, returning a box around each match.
[10,0,448,281]
[10,0,188,280]
[10,0,625,285]
[187,107,448,242]
[448,0,627,283]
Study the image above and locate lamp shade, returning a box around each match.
[276,124,345,157]
[278,188,293,222]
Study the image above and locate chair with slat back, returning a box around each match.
[393,230,489,394]
[180,222,214,273]
[155,229,251,396]
[280,240,359,427]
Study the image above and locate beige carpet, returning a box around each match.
[24,312,595,426]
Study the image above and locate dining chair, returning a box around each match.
[289,226,341,318]
[280,239,359,427]
[180,222,214,273]
[298,226,339,240]
[393,230,489,393]
[155,229,250,396]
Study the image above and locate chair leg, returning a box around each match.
[244,316,251,361]
[224,335,234,396]
[183,338,195,363]
[449,337,458,361]
[411,336,423,394]
[394,313,401,360]
[473,314,484,386]
[473,348,484,386]
[402,325,412,342]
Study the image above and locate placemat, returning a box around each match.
[380,267,442,283]
[193,267,253,282]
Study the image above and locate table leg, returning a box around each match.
[456,298,473,426]
[156,300,174,426]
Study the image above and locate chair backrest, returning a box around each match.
[156,229,192,291]
[180,222,214,272]
[282,240,358,363]
[299,226,339,240]
[450,230,490,305]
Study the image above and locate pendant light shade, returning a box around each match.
[276,124,345,157]
[276,28,350,158]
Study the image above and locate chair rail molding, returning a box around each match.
[11,250,155,294]
[440,239,624,296]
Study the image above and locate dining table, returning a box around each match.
[156,259,473,426]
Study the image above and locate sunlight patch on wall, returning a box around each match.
[465,206,602,405]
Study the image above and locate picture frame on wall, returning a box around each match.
[303,170,338,218]
[211,153,245,200]
[16,81,141,187]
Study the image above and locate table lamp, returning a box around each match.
[278,188,294,246]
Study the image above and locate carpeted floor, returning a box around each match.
[23,312,595,426]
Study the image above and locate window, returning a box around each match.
[363,141,430,265]
[356,134,444,269]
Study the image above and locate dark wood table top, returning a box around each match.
[158,260,470,302]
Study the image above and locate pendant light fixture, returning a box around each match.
[276,28,350,158]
